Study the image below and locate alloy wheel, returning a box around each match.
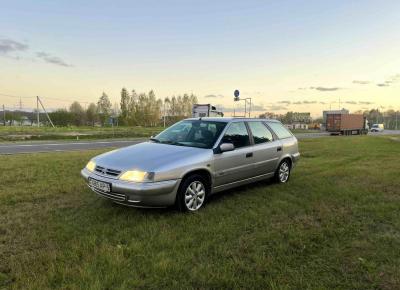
[279,162,290,183]
[184,181,206,211]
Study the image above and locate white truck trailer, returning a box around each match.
[192,104,224,118]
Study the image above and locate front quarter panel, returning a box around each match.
[153,149,214,182]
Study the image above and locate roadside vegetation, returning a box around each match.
[0,126,163,142]
[0,136,399,289]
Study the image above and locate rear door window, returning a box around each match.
[221,122,250,148]
[248,122,274,144]
[266,122,293,139]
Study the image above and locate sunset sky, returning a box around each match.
[1,0,400,117]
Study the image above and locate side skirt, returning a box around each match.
[211,172,274,194]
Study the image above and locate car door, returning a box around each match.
[247,121,282,176]
[213,121,255,187]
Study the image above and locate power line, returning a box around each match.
[0,92,95,104]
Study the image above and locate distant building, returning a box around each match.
[285,123,309,130]
[291,112,311,123]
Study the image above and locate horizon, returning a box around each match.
[1,1,400,117]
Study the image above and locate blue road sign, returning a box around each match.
[234,89,240,98]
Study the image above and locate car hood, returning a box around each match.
[93,141,211,172]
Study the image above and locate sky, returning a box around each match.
[1,0,400,117]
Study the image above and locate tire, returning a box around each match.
[176,174,208,212]
[275,159,291,183]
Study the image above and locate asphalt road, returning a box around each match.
[1,130,399,155]
[0,139,147,155]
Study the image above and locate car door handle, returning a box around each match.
[246,152,253,158]
[277,147,282,152]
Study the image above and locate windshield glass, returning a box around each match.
[153,120,227,148]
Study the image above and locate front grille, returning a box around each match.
[90,186,126,201]
[95,165,122,177]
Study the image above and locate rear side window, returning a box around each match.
[248,122,273,144]
[222,122,250,148]
[267,122,292,139]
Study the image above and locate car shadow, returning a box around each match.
[207,178,276,205]
[103,178,277,215]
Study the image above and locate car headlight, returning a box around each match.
[119,170,154,182]
[86,160,96,172]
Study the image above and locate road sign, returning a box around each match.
[234,89,240,101]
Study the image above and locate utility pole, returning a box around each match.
[2,104,5,126]
[36,96,40,127]
[37,96,55,127]
[396,110,398,130]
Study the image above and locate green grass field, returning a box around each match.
[1,136,399,289]
[0,126,163,142]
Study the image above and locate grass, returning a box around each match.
[0,126,163,141]
[0,136,399,289]
[289,129,321,134]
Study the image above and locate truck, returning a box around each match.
[192,104,224,118]
[370,123,384,132]
[326,113,368,135]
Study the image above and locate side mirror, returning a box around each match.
[219,143,235,153]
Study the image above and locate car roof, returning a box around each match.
[184,117,280,123]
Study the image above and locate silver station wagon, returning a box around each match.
[81,118,300,212]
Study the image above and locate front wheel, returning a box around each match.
[176,175,208,212]
[275,160,291,183]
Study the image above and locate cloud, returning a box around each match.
[0,38,28,56]
[311,86,340,91]
[376,83,389,87]
[298,86,341,91]
[203,94,224,98]
[375,74,400,87]
[302,100,317,104]
[319,101,326,104]
[293,101,302,105]
[359,101,374,105]
[252,104,266,111]
[36,51,73,67]
[265,105,287,111]
[389,74,400,82]
[353,80,370,85]
[277,100,291,104]
[345,101,357,105]
[218,103,266,112]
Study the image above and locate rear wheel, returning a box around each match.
[275,159,291,183]
[176,174,208,212]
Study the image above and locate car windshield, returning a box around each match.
[372,124,378,128]
[153,120,227,149]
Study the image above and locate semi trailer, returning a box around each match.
[326,113,368,135]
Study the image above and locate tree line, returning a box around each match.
[47,89,197,127]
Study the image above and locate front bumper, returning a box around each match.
[291,152,300,168]
[81,168,180,208]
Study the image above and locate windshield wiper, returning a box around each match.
[160,140,186,146]
[150,137,160,143]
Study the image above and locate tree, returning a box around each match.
[97,92,112,126]
[49,109,71,126]
[120,88,130,125]
[128,89,138,126]
[69,101,85,126]
[86,103,98,126]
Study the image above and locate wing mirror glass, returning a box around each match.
[219,143,235,153]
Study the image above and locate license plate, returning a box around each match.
[88,178,111,193]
